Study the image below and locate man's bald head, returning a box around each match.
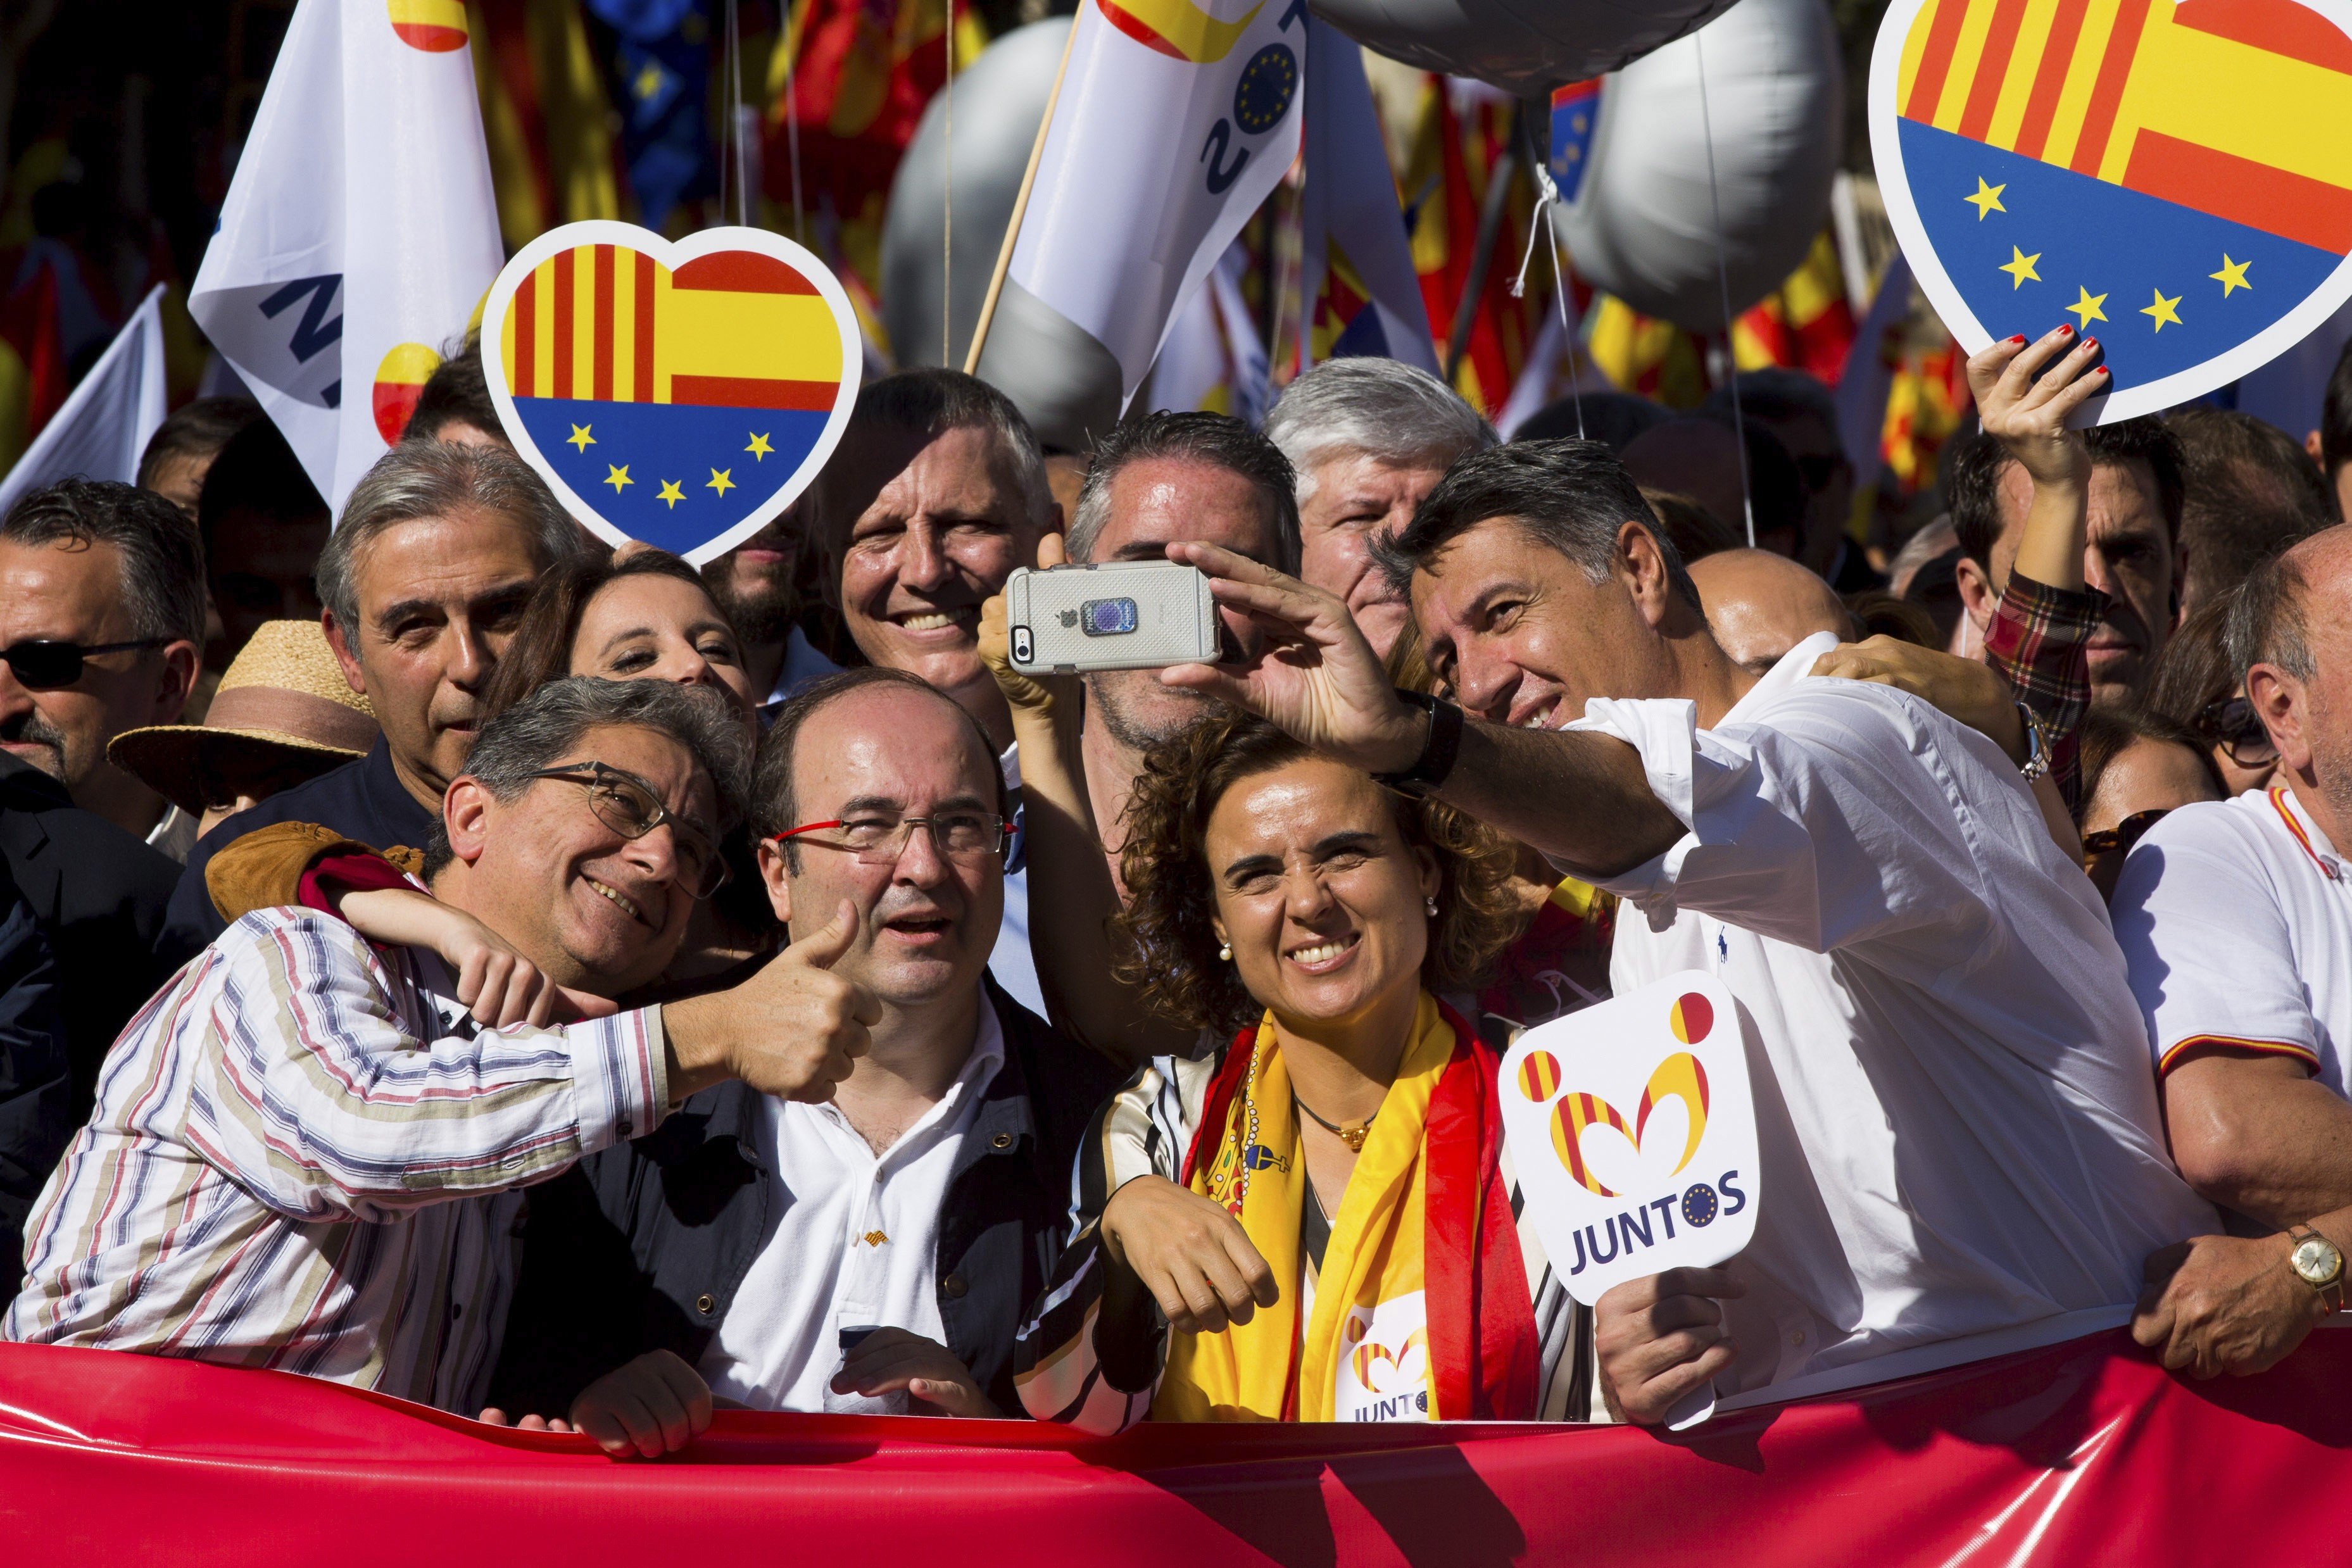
[1690,548,1854,675]
[2236,523,2352,825]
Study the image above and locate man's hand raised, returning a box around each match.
[660,900,879,1103]
[1158,541,1426,775]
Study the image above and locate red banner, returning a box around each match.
[2,1329,2348,1564]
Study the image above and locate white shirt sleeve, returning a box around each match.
[2110,811,2320,1076]
[1570,681,2018,959]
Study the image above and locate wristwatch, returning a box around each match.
[2288,1224,2346,1313]
[2013,699,2053,782]
[1371,689,1464,798]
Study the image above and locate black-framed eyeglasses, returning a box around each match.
[0,637,172,689]
[524,762,728,899]
[2194,696,2277,767]
[2082,808,2170,862]
[771,811,1014,866]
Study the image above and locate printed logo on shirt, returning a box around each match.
[1335,1291,1431,1422]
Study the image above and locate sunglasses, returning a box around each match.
[524,762,728,900]
[2082,808,2170,862]
[0,637,172,689]
[2194,696,2277,767]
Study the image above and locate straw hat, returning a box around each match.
[110,620,380,816]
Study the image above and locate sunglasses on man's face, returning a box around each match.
[0,637,173,689]
[2194,696,2277,767]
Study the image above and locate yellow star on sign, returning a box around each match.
[745,432,773,460]
[656,479,686,509]
[1965,177,2006,220]
[2211,255,2253,297]
[603,464,632,492]
[2141,288,2182,332]
[1999,246,2042,289]
[567,423,594,452]
[706,467,736,497]
[633,61,664,101]
[2066,285,2109,329]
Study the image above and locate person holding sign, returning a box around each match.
[1150,434,2217,1424]
[1011,710,1587,1430]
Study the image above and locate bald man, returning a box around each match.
[1690,548,1854,675]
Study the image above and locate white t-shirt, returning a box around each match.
[1575,630,2218,1408]
[2111,785,2349,1093]
[698,1003,1006,1411]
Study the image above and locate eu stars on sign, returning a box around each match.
[1870,0,2352,423]
[479,223,862,564]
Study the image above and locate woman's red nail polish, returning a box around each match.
[2057,324,2073,336]
[2008,334,2027,345]
[2085,337,2098,351]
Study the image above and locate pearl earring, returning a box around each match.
[1218,942,1233,961]
[1425,897,1438,917]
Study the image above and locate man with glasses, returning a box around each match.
[2114,525,2352,1377]
[485,667,1121,1431]
[7,677,884,1445]
[0,477,207,853]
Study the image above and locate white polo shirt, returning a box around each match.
[1574,631,2218,1408]
[2111,786,2349,1094]
[698,1002,1006,1411]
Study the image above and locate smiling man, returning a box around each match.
[161,440,589,950]
[1949,417,2184,705]
[6,677,883,1419]
[486,668,1119,1424]
[1158,436,2217,1425]
[1263,358,1494,659]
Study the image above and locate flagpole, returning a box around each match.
[962,8,1083,376]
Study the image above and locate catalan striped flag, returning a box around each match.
[498,239,846,556]
[1550,1092,1631,1199]
[1889,0,2352,404]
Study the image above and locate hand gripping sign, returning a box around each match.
[1870,0,2352,425]
[1499,971,1758,1426]
[481,222,862,565]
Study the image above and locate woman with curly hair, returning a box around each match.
[1010,708,1588,1432]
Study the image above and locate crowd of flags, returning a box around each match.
[0,0,1979,539]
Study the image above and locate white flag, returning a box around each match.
[1005,0,1307,408]
[1145,242,1271,423]
[190,0,503,511]
[0,285,168,516]
[1297,23,1435,375]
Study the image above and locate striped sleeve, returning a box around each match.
[1015,1052,1211,1434]
[183,911,667,1225]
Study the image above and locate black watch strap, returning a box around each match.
[1372,689,1464,796]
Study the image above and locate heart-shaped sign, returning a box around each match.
[1870,0,2352,423]
[481,222,861,563]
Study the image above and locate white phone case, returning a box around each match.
[1005,562,1221,674]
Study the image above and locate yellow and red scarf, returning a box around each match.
[1154,993,1538,1423]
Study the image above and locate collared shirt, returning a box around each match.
[757,626,846,722]
[1575,630,2217,1407]
[990,739,1047,1018]
[3,907,667,1414]
[165,737,439,952]
[2113,786,2351,1092]
[698,1001,1007,1412]
[144,803,200,864]
[1982,570,2104,813]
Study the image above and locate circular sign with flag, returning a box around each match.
[1870,0,2352,423]
[479,223,863,564]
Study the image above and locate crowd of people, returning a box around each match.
[0,317,2347,1455]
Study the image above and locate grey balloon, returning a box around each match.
[1306,0,1741,96]
[1550,0,1843,333]
[883,19,1067,373]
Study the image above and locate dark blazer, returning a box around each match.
[487,980,1124,1418]
[0,852,70,1296]
[0,755,184,1120]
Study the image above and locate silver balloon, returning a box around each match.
[1550,0,1843,333]
[1307,0,1740,97]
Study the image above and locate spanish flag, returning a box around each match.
[1892,0,2352,400]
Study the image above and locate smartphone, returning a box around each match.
[1005,560,1221,674]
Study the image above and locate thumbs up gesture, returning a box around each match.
[660,900,881,1104]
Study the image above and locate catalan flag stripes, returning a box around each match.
[1635,1053,1711,1177]
[1516,1051,1562,1103]
[1551,1093,1629,1199]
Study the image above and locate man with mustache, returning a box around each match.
[161,440,589,950]
[486,669,1120,1429]
[8,677,881,1453]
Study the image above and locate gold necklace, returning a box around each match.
[1293,1092,1375,1153]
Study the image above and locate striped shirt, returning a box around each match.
[3,907,667,1413]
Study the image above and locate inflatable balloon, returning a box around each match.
[1550,0,1842,333]
[1307,0,1740,97]
[881,19,1067,373]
